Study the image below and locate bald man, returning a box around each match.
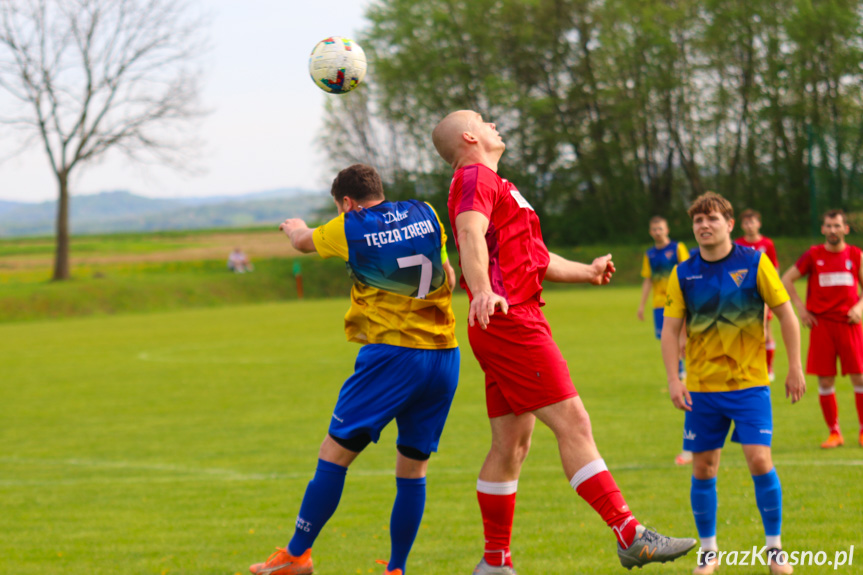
[433,110,696,574]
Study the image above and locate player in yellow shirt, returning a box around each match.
[249,164,458,575]
[661,192,805,575]
[637,215,691,465]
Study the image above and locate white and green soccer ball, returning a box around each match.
[308,36,367,94]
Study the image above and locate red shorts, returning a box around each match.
[468,303,577,418]
[807,319,863,376]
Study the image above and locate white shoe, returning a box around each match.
[473,558,516,574]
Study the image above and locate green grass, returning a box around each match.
[0,258,349,322]
[1,288,859,574]
[0,234,826,323]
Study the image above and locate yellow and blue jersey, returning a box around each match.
[664,244,789,392]
[642,241,689,309]
[313,200,457,350]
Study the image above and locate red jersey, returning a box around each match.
[447,163,550,306]
[796,244,862,322]
[735,236,779,268]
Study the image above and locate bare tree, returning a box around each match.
[0,0,207,280]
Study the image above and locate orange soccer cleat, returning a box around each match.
[820,432,844,449]
[859,430,863,447]
[375,559,403,575]
[675,451,694,465]
[767,548,794,574]
[249,548,313,575]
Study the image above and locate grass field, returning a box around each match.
[0,231,823,323]
[1,288,860,575]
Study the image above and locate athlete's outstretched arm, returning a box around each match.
[279,218,317,254]
[771,300,806,403]
[661,315,691,411]
[545,252,615,284]
[780,265,815,327]
[637,277,652,320]
[455,211,508,329]
[443,259,456,290]
[848,251,863,324]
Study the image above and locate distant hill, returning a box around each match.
[0,189,329,237]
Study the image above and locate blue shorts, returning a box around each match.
[329,344,460,455]
[683,386,773,452]
[653,308,664,340]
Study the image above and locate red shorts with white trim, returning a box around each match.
[467,303,577,418]
[806,319,863,376]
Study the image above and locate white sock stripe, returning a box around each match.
[766,342,777,350]
[476,479,518,495]
[819,387,836,396]
[853,386,863,394]
[766,535,782,550]
[569,458,608,490]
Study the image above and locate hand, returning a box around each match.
[785,367,806,404]
[279,218,308,238]
[847,307,863,324]
[668,379,692,411]
[637,306,644,321]
[590,254,615,285]
[469,290,509,330]
[798,308,817,328]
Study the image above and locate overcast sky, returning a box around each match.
[0,0,370,203]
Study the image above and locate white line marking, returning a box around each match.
[0,457,861,487]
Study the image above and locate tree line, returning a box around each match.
[321,0,863,243]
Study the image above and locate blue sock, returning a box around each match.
[287,459,348,556]
[678,359,685,374]
[690,476,718,539]
[752,468,782,537]
[388,476,426,573]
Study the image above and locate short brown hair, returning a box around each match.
[823,209,847,225]
[687,191,734,221]
[739,209,760,222]
[649,215,667,226]
[330,164,385,203]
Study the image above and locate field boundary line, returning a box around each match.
[0,456,861,487]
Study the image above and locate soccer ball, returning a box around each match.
[308,37,367,94]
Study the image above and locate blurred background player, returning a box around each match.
[227,247,254,273]
[736,209,779,381]
[249,164,460,575]
[781,209,863,449]
[637,215,692,465]
[433,109,696,575]
[662,192,805,575]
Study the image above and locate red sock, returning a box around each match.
[819,390,840,433]
[854,388,863,432]
[766,347,775,372]
[477,481,517,568]
[575,469,640,548]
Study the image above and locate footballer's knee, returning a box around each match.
[317,434,365,467]
[743,447,773,476]
[396,446,430,479]
[692,450,721,479]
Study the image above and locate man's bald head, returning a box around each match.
[432,110,476,166]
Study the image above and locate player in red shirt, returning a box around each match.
[735,209,780,381]
[781,210,863,449]
[432,110,696,574]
